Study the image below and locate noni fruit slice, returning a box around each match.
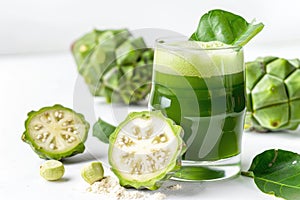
[22,104,89,160]
[108,111,186,190]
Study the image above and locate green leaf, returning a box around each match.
[93,118,116,143]
[190,9,264,47]
[243,149,300,200]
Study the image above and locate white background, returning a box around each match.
[1,0,300,199]
[0,0,300,56]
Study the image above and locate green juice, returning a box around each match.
[149,41,246,164]
[150,70,245,161]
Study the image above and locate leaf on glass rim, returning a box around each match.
[93,118,116,143]
[190,9,264,47]
[243,149,300,200]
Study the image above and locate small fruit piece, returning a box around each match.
[22,104,90,160]
[81,162,104,184]
[40,160,65,181]
[108,111,186,190]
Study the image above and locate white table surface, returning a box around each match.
[1,50,299,200]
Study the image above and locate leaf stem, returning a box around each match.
[241,171,254,178]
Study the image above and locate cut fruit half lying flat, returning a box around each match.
[22,104,90,160]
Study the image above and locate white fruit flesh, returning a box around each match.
[110,115,180,181]
[28,109,86,152]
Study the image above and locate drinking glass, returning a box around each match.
[149,37,246,181]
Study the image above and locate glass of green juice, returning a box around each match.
[149,37,246,181]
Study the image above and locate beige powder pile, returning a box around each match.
[87,176,166,200]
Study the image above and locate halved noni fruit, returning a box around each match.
[22,104,89,160]
[108,111,186,190]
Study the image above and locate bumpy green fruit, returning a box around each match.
[22,104,90,160]
[71,29,153,104]
[246,57,300,131]
[108,111,186,190]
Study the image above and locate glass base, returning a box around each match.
[172,154,241,182]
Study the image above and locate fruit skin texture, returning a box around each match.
[22,104,90,160]
[246,57,300,131]
[108,111,186,190]
[40,160,65,181]
[71,29,154,104]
